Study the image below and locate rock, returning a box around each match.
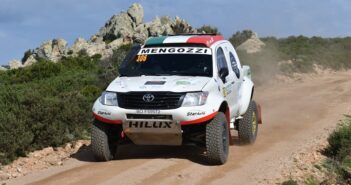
[0,173,10,181]
[71,37,89,54]
[107,38,125,49]
[9,59,22,69]
[23,55,37,67]
[127,3,144,26]
[97,12,134,41]
[34,39,68,62]
[237,32,265,54]
[64,143,72,152]
[148,17,164,36]
[41,147,54,156]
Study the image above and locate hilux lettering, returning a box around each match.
[129,121,172,128]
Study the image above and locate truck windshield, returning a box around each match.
[119,47,213,77]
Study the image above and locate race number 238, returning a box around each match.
[136,55,148,63]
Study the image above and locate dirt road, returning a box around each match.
[7,71,351,185]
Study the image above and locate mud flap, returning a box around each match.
[257,103,263,124]
[123,121,182,145]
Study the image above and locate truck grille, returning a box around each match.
[117,92,186,110]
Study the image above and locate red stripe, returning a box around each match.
[93,113,122,124]
[186,35,225,47]
[180,112,218,125]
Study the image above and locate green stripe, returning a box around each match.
[145,36,167,45]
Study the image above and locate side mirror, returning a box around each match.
[219,68,229,83]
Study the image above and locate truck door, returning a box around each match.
[216,46,236,116]
[226,44,243,116]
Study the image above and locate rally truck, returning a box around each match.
[91,34,262,165]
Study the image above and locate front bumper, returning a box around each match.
[92,99,217,145]
[92,99,218,126]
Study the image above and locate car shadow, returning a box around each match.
[71,135,242,166]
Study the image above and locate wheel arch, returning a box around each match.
[239,77,254,115]
[217,101,234,145]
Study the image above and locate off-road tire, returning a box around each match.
[206,112,229,165]
[238,100,258,144]
[91,120,117,161]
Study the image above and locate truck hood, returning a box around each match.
[106,76,212,92]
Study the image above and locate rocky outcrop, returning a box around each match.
[237,32,265,54]
[23,55,37,67]
[9,60,23,69]
[6,3,198,69]
[94,4,195,43]
[127,3,144,26]
[33,39,68,62]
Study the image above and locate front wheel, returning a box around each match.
[205,112,230,165]
[91,120,117,161]
[238,100,259,144]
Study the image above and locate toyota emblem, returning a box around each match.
[142,94,155,102]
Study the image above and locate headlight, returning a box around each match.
[100,91,118,106]
[182,92,208,107]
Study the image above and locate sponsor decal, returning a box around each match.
[129,121,172,128]
[222,84,233,97]
[187,111,206,116]
[136,110,161,114]
[138,47,212,55]
[222,87,228,97]
[176,81,191,85]
[97,110,111,116]
[136,54,148,63]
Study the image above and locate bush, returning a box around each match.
[326,116,351,161]
[0,54,112,165]
[98,44,131,88]
[281,179,298,185]
[229,30,255,48]
[197,25,220,34]
[323,116,351,183]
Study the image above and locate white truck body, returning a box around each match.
[92,35,259,147]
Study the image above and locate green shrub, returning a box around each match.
[197,25,220,34]
[229,30,255,48]
[326,116,351,161]
[281,179,298,185]
[0,53,119,165]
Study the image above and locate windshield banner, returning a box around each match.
[138,47,212,55]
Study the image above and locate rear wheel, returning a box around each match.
[91,120,117,161]
[238,100,258,144]
[206,112,229,165]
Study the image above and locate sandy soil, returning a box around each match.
[4,70,351,185]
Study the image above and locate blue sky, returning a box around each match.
[1,0,351,65]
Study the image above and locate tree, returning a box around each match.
[197,25,220,34]
[229,30,255,48]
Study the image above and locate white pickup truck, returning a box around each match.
[92,34,262,165]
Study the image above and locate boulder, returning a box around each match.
[127,3,144,26]
[9,59,22,69]
[34,39,68,62]
[237,32,265,54]
[71,37,89,54]
[23,55,37,67]
[107,38,125,49]
[148,17,164,36]
[97,12,134,41]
